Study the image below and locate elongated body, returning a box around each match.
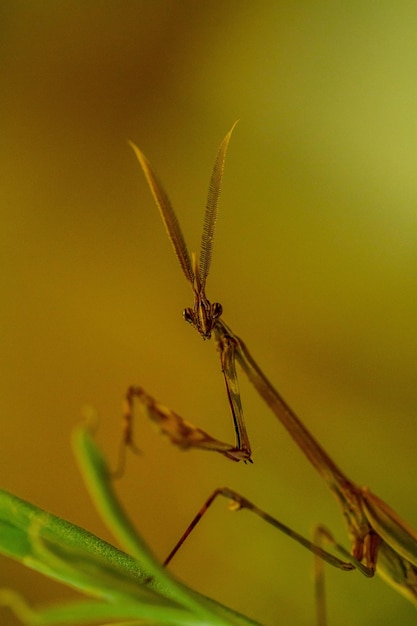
[126,126,417,610]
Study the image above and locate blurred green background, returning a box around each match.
[1,3,417,625]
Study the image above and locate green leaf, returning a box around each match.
[0,420,260,626]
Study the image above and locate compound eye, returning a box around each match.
[212,302,223,320]
[183,308,195,325]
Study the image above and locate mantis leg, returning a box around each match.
[162,487,376,576]
[214,326,252,462]
[162,489,379,626]
[313,524,377,626]
[116,386,252,475]
[313,525,327,626]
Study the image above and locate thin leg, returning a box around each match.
[215,327,252,462]
[112,386,144,478]
[116,386,251,476]
[313,525,374,577]
[313,524,376,626]
[163,487,356,573]
[314,526,328,626]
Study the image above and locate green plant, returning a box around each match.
[0,419,259,626]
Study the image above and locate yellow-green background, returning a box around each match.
[1,3,417,625]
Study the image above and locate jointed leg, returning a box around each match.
[115,386,252,476]
[163,487,356,573]
[214,325,252,462]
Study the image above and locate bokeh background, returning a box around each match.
[1,3,417,625]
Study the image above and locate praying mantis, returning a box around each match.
[124,124,417,618]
